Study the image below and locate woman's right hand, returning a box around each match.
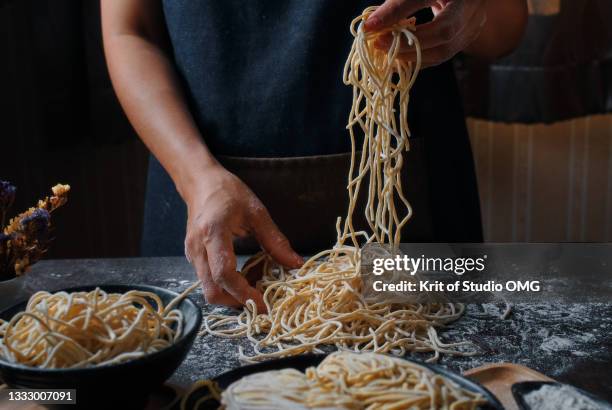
[184,164,303,311]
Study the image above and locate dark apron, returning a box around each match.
[141,1,483,256]
[142,139,433,255]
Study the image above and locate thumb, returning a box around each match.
[250,206,304,269]
[365,0,436,31]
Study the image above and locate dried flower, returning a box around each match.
[0,233,11,245]
[0,232,11,257]
[0,181,16,228]
[1,183,70,279]
[21,208,50,241]
[37,184,70,213]
[0,233,13,278]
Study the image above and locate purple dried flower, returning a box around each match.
[0,181,16,212]
[0,232,11,250]
[0,232,11,254]
[0,232,14,277]
[1,183,69,278]
[20,208,50,240]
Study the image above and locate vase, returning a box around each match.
[0,274,26,312]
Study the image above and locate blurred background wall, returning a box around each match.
[0,0,611,259]
[467,115,612,242]
[458,0,612,241]
[0,1,148,258]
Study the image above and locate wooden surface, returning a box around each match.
[465,363,554,410]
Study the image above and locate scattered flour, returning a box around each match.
[540,336,574,353]
[524,384,603,410]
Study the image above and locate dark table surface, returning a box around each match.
[1,257,611,403]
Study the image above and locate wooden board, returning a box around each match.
[464,363,554,410]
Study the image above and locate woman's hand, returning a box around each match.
[366,0,487,67]
[365,0,527,67]
[184,164,303,311]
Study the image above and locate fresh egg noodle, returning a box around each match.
[340,6,419,249]
[0,282,200,368]
[201,7,475,364]
[219,351,486,410]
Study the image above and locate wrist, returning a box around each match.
[175,158,223,206]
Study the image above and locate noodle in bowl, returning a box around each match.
[222,352,487,410]
[179,352,503,410]
[0,284,202,409]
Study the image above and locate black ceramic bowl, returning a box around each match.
[180,354,504,410]
[0,284,202,409]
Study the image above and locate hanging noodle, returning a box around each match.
[219,351,486,410]
[201,7,475,364]
[0,282,201,368]
[339,7,419,249]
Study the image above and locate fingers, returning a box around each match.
[414,0,482,51]
[205,229,267,312]
[365,0,436,32]
[186,219,265,311]
[374,32,416,54]
[422,19,482,66]
[374,33,395,50]
[185,241,240,307]
[370,0,486,66]
[392,1,486,67]
[249,203,304,269]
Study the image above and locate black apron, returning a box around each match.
[141,1,482,256]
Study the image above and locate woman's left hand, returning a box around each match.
[365,0,488,67]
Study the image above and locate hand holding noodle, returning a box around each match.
[367,0,527,66]
[184,164,303,311]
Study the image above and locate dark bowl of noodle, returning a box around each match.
[181,353,504,410]
[0,284,202,409]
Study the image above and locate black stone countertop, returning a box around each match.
[2,257,611,402]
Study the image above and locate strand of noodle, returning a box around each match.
[180,380,222,410]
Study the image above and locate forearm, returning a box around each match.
[102,29,216,203]
[464,0,528,59]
